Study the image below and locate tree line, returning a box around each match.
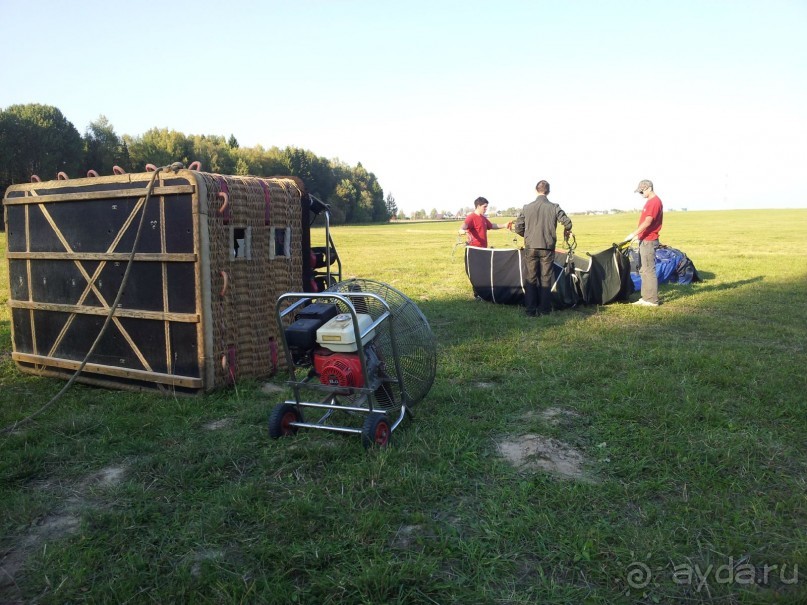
[0,103,398,229]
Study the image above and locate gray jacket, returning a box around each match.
[514,195,573,249]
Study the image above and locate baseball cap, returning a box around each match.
[635,179,653,193]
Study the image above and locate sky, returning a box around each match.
[1,0,805,215]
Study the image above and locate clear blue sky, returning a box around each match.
[2,0,805,215]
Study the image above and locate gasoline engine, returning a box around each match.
[284,303,385,391]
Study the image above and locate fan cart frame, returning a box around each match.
[270,290,410,448]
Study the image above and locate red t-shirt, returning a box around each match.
[463,213,494,247]
[638,196,663,241]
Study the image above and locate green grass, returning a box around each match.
[1,209,806,604]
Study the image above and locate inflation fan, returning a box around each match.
[268,278,437,448]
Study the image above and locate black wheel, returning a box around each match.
[361,413,391,449]
[268,403,302,439]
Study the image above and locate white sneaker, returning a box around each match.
[632,298,659,307]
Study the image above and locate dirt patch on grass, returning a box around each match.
[81,464,127,488]
[1,462,128,600]
[540,407,582,425]
[260,382,286,396]
[389,524,425,550]
[497,434,591,481]
[186,548,226,577]
[521,407,581,425]
[0,510,81,599]
[203,417,234,431]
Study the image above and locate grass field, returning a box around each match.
[1,209,806,604]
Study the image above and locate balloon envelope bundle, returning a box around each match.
[464,243,634,309]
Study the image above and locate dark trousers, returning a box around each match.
[525,248,555,315]
[638,239,660,303]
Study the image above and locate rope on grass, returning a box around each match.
[451,235,466,258]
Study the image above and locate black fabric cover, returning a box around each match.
[560,245,635,305]
[464,247,526,304]
[552,250,585,309]
[465,244,634,308]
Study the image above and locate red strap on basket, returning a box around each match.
[216,177,231,223]
[259,180,272,225]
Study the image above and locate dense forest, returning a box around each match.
[0,103,398,229]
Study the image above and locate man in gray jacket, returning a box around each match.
[513,180,573,316]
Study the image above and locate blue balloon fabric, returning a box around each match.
[629,245,700,290]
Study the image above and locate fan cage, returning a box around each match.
[322,279,437,410]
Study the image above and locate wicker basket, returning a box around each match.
[2,168,310,393]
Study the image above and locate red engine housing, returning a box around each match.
[313,349,365,388]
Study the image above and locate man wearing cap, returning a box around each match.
[513,180,573,316]
[458,197,509,248]
[625,179,664,306]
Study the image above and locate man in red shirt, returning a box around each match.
[459,197,509,248]
[625,179,664,306]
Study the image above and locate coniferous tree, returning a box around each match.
[84,115,125,175]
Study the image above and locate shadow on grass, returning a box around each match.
[416,268,805,386]
[684,274,762,292]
